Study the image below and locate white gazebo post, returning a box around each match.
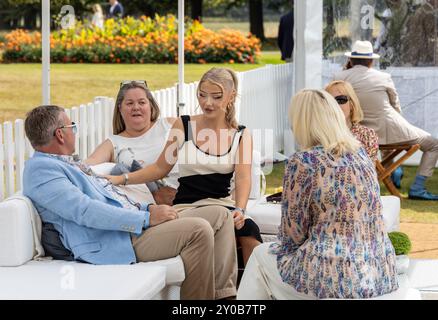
[42,0,50,105]
[177,0,185,116]
[284,0,323,157]
[294,0,323,92]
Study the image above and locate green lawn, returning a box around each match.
[380,166,438,224]
[202,18,280,39]
[264,162,438,224]
[0,52,283,123]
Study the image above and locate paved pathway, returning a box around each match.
[400,222,438,259]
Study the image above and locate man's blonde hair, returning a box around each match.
[325,80,364,125]
[288,89,361,156]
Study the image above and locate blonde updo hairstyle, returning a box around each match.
[197,67,239,129]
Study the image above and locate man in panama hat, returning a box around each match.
[334,40,438,200]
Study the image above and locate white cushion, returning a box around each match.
[0,194,185,298]
[368,275,421,300]
[247,195,400,235]
[0,260,166,300]
[143,256,185,285]
[406,259,438,295]
[246,200,281,235]
[380,195,400,232]
[0,199,34,266]
[90,162,116,175]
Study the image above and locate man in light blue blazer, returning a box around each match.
[22,105,223,299]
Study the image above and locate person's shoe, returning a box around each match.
[408,189,438,201]
[391,167,403,189]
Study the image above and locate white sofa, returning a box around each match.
[0,191,401,300]
[246,195,426,300]
[0,195,185,300]
[247,195,401,235]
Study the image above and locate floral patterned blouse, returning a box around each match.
[269,146,399,299]
[350,123,379,162]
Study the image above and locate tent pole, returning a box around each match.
[294,0,322,92]
[177,0,185,116]
[42,0,50,105]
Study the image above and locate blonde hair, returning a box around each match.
[113,82,160,135]
[325,80,364,125]
[288,89,361,156]
[92,4,103,14]
[197,67,238,129]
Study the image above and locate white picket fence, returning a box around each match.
[0,63,294,201]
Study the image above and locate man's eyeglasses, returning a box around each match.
[53,122,78,136]
[120,80,148,88]
[334,95,349,105]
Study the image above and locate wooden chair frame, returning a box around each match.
[376,143,420,198]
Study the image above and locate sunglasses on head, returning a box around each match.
[334,95,349,105]
[120,80,148,88]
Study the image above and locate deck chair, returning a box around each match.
[376,143,420,198]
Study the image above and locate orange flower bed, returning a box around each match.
[0,15,261,64]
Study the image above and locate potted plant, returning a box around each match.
[388,231,412,274]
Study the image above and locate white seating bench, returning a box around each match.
[247,195,438,300]
[0,260,167,300]
[406,259,438,300]
[0,181,431,300]
[247,195,401,234]
[0,195,185,300]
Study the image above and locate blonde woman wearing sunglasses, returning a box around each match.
[325,80,379,162]
[86,81,179,206]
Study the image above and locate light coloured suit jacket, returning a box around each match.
[23,152,149,265]
[333,65,426,144]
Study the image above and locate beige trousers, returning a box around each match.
[132,217,215,300]
[179,205,238,299]
[399,134,438,177]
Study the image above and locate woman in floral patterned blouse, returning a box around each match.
[325,80,379,162]
[237,89,400,300]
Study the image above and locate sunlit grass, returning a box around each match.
[265,162,438,224]
[0,52,282,123]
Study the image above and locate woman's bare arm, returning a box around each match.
[106,119,185,185]
[234,128,252,209]
[85,139,114,165]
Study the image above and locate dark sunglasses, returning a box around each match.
[334,95,349,105]
[53,121,77,136]
[120,80,148,88]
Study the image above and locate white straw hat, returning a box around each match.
[345,40,380,59]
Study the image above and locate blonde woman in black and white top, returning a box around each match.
[107,68,262,268]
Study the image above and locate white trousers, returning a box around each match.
[237,243,422,300]
[237,243,314,300]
